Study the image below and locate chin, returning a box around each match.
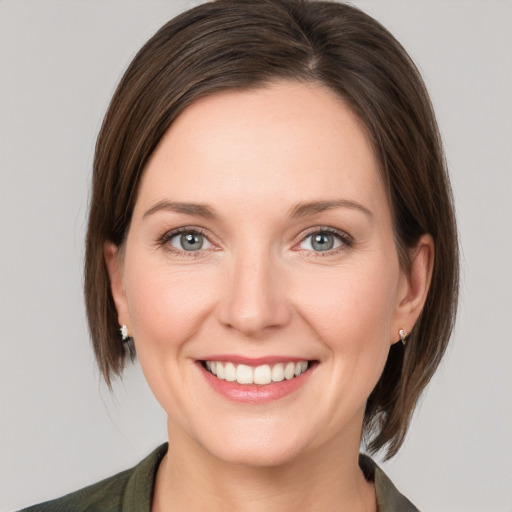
[198,424,312,468]
[212,442,303,468]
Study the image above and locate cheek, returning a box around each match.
[293,259,400,420]
[124,260,218,349]
[122,259,220,422]
[294,257,399,359]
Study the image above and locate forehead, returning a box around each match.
[135,81,387,218]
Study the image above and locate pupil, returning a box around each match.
[181,233,203,251]
[312,233,333,251]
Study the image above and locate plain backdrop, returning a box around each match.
[1,1,511,511]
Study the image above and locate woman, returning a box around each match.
[20,0,458,510]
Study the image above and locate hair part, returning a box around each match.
[85,0,459,459]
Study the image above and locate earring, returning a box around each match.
[399,329,407,346]
[120,324,131,343]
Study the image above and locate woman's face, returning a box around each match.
[107,82,428,466]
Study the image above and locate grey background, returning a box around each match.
[1,1,511,511]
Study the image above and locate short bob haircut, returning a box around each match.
[85,0,459,459]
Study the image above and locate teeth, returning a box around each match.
[205,360,310,385]
[254,365,272,385]
[216,363,225,380]
[224,362,236,382]
[271,363,284,382]
[236,364,253,384]
[284,362,295,380]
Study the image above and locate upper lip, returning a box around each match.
[198,355,311,366]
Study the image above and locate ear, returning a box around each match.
[392,234,434,344]
[104,241,130,327]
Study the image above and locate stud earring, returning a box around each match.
[120,324,131,343]
[399,329,407,346]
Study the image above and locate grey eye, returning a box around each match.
[170,231,212,251]
[300,231,341,252]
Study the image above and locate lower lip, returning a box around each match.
[198,362,314,403]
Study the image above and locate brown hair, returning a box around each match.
[85,0,459,458]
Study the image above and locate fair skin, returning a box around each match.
[105,81,433,512]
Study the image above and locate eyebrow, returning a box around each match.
[289,199,373,219]
[143,198,373,221]
[143,200,216,219]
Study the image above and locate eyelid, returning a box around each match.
[158,226,219,255]
[157,225,352,256]
[295,226,353,253]
[170,231,213,250]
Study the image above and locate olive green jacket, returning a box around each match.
[19,444,419,511]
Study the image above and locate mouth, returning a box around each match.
[202,360,311,385]
[198,358,317,403]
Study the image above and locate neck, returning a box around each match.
[152,420,376,512]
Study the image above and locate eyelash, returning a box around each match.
[157,226,353,257]
[296,227,353,256]
[157,226,215,258]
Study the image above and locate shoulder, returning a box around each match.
[18,443,168,512]
[19,468,132,512]
[359,454,420,512]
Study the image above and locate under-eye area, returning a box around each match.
[201,360,318,385]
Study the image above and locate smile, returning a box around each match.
[204,360,309,385]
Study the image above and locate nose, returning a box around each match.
[217,249,291,337]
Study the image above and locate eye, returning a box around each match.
[168,230,212,252]
[299,230,347,252]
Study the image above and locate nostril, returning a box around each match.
[215,268,292,335]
